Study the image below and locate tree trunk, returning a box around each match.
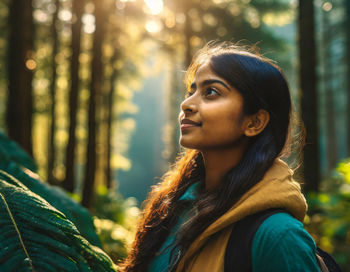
[63,0,84,192]
[164,50,181,163]
[6,0,34,156]
[322,8,338,171]
[345,0,350,157]
[82,0,106,207]
[184,11,192,68]
[105,51,118,189]
[298,0,320,191]
[47,0,60,184]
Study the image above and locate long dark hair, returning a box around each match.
[120,42,296,271]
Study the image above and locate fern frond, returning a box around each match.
[0,171,116,272]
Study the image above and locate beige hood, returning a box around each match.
[176,159,307,272]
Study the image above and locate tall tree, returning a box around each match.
[298,0,320,191]
[6,0,34,155]
[164,48,181,162]
[63,0,84,192]
[183,4,193,68]
[100,1,119,189]
[47,0,60,184]
[82,0,106,207]
[345,0,350,157]
[322,6,338,171]
[105,50,119,189]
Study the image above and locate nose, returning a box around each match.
[180,95,198,114]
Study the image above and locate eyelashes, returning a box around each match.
[185,87,220,99]
[205,87,220,97]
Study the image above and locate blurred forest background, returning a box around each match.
[0,0,349,269]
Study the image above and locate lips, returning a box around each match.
[180,119,201,130]
[181,119,201,125]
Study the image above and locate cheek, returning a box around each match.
[209,110,246,143]
[204,104,243,130]
[228,108,245,129]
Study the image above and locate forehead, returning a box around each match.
[193,62,215,80]
[192,61,230,86]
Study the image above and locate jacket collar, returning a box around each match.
[177,159,307,271]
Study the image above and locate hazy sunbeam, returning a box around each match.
[144,0,163,15]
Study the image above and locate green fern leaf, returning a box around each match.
[0,131,101,247]
[0,171,117,272]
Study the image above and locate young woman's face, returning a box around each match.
[179,61,248,151]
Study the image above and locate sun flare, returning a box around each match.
[144,0,163,15]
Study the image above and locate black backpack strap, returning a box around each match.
[316,247,342,272]
[224,208,286,272]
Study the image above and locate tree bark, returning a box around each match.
[322,8,338,171]
[63,0,84,192]
[184,10,192,68]
[6,0,34,156]
[82,0,106,207]
[47,0,60,184]
[345,0,350,157]
[298,0,320,191]
[105,51,118,189]
[165,50,181,163]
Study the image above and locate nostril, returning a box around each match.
[181,101,197,113]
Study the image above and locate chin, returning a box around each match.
[179,138,201,150]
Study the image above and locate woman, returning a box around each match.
[121,42,320,271]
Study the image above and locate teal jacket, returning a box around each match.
[149,181,320,271]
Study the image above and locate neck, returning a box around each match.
[201,143,248,191]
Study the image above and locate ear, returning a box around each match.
[244,109,270,137]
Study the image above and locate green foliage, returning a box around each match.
[0,129,37,172]
[0,170,117,271]
[337,160,350,184]
[92,186,126,223]
[305,159,350,271]
[0,129,101,247]
[91,186,140,264]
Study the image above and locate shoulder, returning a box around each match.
[255,212,306,242]
[253,212,315,256]
[252,212,320,272]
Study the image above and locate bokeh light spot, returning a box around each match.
[26,59,37,70]
[175,13,186,24]
[58,9,72,22]
[144,0,163,15]
[322,2,332,12]
[189,36,202,47]
[145,19,162,33]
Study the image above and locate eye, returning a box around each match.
[204,87,220,97]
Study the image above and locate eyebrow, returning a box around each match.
[190,79,230,91]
